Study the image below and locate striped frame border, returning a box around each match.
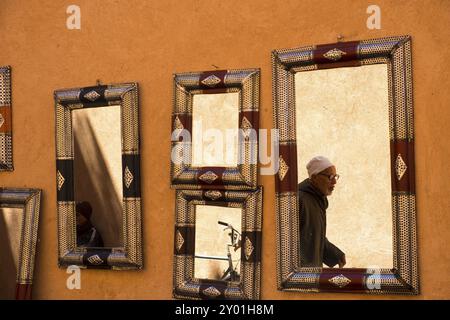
[0,66,13,171]
[54,83,142,270]
[273,36,418,294]
[0,188,41,299]
[173,187,263,300]
[171,69,260,190]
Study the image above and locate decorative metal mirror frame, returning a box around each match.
[171,69,260,190]
[0,188,41,299]
[173,187,262,300]
[54,83,142,270]
[0,66,13,171]
[273,35,418,294]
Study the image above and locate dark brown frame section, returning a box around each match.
[173,187,262,300]
[0,188,41,299]
[273,36,418,294]
[171,69,260,190]
[54,83,142,270]
[0,66,12,171]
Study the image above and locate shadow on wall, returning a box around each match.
[73,111,123,248]
[0,211,18,299]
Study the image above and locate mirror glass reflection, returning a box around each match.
[192,92,239,167]
[73,105,123,248]
[194,205,242,281]
[295,64,393,268]
[0,207,23,299]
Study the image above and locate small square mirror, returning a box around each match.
[173,188,262,300]
[171,69,260,190]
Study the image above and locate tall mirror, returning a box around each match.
[173,188,262,300]
[171,69,260,190]
[0,188,41,300]
[55,83,142,269]
[273,36,418,294]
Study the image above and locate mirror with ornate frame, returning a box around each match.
[173,187,262,300]
[54,83,142,269]
[273,36,418,294]
[0,66,12,171]
[0,188,41,299]
[171,69,260,190]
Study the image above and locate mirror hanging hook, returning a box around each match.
[337,34,344,42]
[211,64,220,69]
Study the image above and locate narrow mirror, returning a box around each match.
[194,204,242,281]
[0,66,12,171]
[73,106,123,248]
[0,207,23,299]
[55,83,142,270]
[295,64,393,268]
[0,188,41,299]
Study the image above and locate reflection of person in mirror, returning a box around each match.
[76,201,104,248]
[298,156,346,268]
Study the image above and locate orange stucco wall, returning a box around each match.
[0,0,449,299]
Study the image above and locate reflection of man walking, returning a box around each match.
[298,156,346,268]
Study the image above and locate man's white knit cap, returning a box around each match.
[306,156,334,178]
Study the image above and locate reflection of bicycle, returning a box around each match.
[218,220,241,282]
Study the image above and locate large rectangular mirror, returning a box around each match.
[171,69,260,190]
[54,83,142,269]
[0,188,41,299]
[0,66,13,171]
[273,36,418,294]
[295,64,393,269]
[173,188,262,300]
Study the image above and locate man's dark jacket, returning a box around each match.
[298,178,344,267]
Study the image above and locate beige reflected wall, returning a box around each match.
[73,106,123,247]
[192,92,239,167]
[194,205,241,280]
[0,207,23,299]
[296,64,393,268]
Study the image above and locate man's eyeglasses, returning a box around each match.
[318,173,340,181]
